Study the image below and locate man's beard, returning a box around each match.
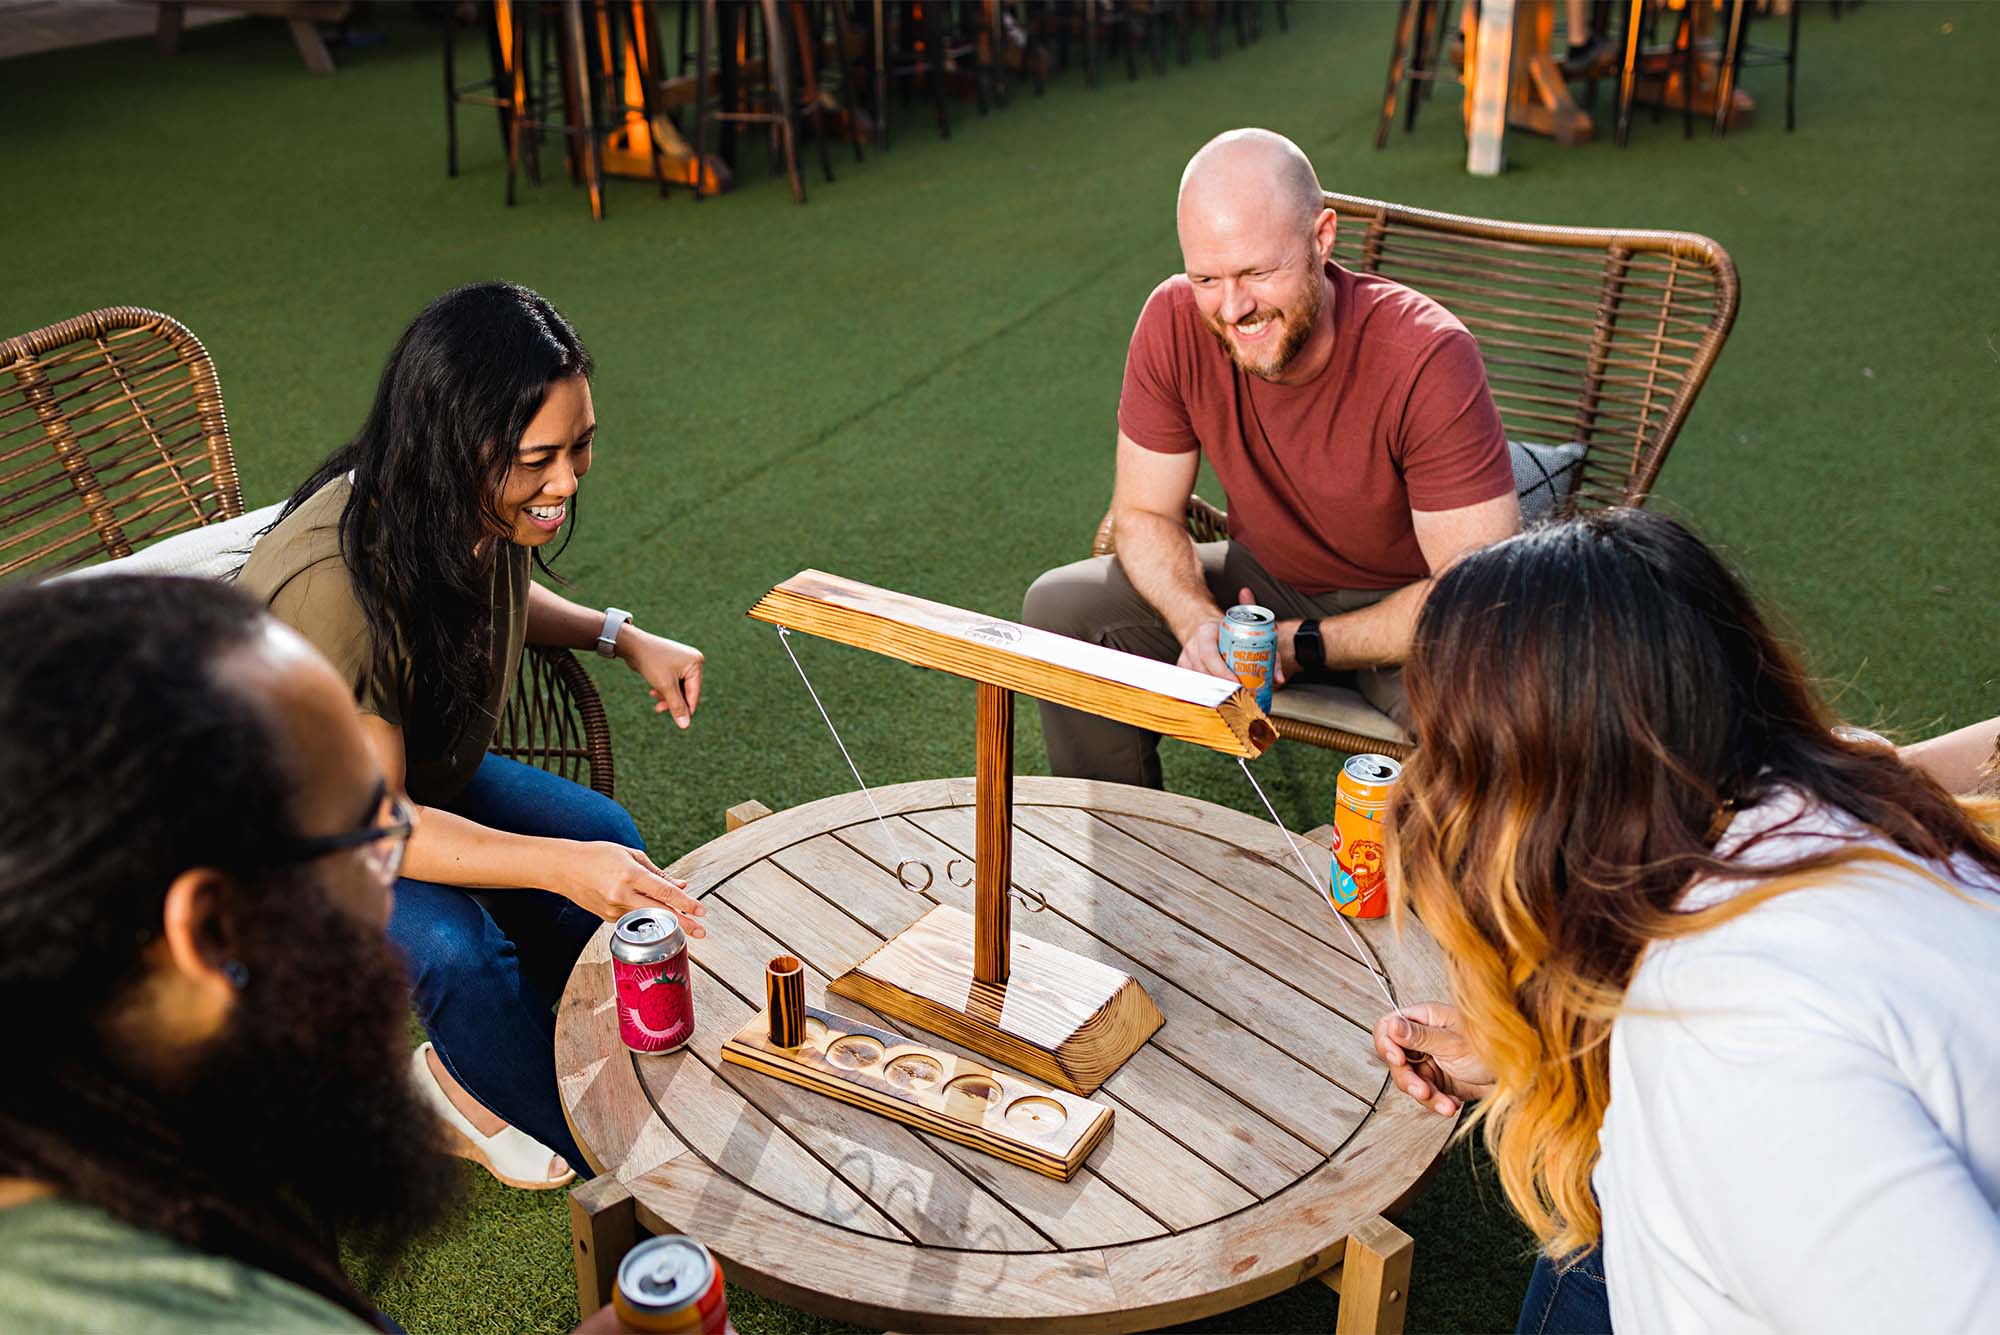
[165,874,460,1269]
[1205,271,1323,380]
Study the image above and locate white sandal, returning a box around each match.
[410,1043,577,1191]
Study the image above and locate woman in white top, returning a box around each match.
[1368,507,2000,1334]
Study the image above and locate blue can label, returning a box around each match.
[1218,604,1276,713]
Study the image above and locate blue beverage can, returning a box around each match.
[1218,604,1277,713]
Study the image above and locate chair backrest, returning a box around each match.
[1324,192,1739,512]
[1,307,243,579]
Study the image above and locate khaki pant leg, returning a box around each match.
[1300,586,1411,730]
[1021,546,1227,787]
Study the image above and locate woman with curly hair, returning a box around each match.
[1370,508,2000,1333]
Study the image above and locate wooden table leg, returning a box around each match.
[286,15,335,73]
[1328,1213,1414,1335]
[725,799,774,831]
[570,1174,638,1317]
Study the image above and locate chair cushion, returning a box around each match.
[1510,438,1586,525]
[1270,682,1413,745]
[51,501,284,583]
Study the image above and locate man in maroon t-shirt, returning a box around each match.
[1024,129,1519,786]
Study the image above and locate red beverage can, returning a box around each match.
[612,1235,732,1334]
[1330,754,1401,919]
[611,908,694,1054]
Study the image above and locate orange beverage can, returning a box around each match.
[612,1235,733,1334]
[1329,754,1400,919]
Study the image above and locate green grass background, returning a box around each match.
[5,2,1997,1330]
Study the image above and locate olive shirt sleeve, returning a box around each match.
[1393,328,1513,513]
[263,557,406,729]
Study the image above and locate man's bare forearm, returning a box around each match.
[1286,579,1429,674]
[1112,507,1220,646]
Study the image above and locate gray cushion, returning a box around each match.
[1509,439,1586,525]
[51,500,284,584]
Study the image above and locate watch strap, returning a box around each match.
[596,607,632,658]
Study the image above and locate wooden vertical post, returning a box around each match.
[569,1175,638,1317]
[1331,1214,1414,1335]
[973,683,1014,985]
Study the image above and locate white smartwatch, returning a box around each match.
[595,607,633,659]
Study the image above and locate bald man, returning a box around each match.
[1024,129,1518,786]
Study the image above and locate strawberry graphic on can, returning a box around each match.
[611,908,694,1054]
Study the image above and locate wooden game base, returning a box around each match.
[827,905,1164,1097]
[720,1005,1114,1181]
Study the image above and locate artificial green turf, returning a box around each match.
[5,2,1997,1331]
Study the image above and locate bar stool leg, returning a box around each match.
[761,0,808,202]
[1375,0,1418,150]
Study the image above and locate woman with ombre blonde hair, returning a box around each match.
[1369,508,2000,1335]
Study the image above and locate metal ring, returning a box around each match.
[1010,886,1049,913]
[944,858,975,888]
[895,859,934,893]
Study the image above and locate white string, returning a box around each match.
[1237,757,1405,1022]
[776,626,919,870]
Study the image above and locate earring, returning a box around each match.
[221,960,250,990]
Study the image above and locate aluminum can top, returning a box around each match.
[616,1235,714,1315]
[1223,604,1275,629]
[611,907,686,966]
[1341,753,1403,789]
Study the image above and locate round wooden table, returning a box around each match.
[558,777,1454,1334]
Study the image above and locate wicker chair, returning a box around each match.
[1,306,615,797]
[1091,192,1740,760]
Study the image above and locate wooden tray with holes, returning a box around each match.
[719,1005,1113,1180]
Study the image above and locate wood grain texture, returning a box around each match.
[974,682,1014,985]
[556,777,1457,1334]
[721,1005,1114,1180]
[766,954,806,1047]
[748,571,1277,758]
[1333,1215,1413,1335]
[829,903,1164,1096]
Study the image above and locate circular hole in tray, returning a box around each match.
[884,1053,944,1091]
[802,1017,828,1046]
[942,1074,1002,1107]
[1002,1096,1069,1133]
[825,1035,884,1070]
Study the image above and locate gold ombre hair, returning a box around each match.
[1387,509,2000,1259]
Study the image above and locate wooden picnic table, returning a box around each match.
[558,776,1456,1333]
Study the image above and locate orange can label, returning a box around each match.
[1329,755,1400,918]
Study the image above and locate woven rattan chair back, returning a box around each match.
[0,307,242,580]
[1,306,616,798]
[1323,192,1738,510]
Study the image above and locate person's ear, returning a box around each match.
[158,868,245,1025]
[1314,207,1338,265]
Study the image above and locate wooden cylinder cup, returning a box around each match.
[767,955,806,1047]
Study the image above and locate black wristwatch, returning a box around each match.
[1293,618,1325,672]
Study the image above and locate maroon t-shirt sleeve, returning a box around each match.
[1116,280,1202,455]
[1396,328,1513,511]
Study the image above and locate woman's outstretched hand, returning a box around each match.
[619,629,704,730]
[1372,1001,1494,1116]
[557,842,708,937]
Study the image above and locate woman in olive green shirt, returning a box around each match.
[241,283,707,1188]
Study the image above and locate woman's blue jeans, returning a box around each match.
[1517,1246,1611,1334]
[390,754,639,1176]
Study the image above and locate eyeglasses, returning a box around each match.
[277,782,418,886]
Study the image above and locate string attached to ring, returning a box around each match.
[1237,757,1405,1024]
[776,625,1045,912]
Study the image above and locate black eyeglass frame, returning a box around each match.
[272,780,416,877]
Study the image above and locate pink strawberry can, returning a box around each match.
[611,908,694,1054]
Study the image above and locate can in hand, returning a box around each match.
[611,908,694,1054]
[1330,754,1401,919]
[1218,603,1277,713]
[613,1234,732,1334]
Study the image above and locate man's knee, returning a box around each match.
[1023,559,1106,639]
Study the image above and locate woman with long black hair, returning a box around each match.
[1369,508,2000,1333]
[240,282,706,1188]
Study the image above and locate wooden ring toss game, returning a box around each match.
[748,570,1280,1095]
[557,574,1455,1332]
